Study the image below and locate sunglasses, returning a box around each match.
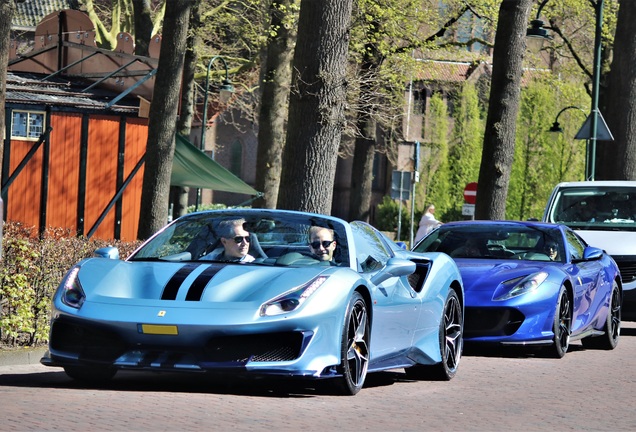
[230,235,250,244]
[310,239,334,249]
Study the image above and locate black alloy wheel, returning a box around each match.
[64,365,117,383]
[548,285,571,358]
[582,280,621,350]
[405,288,463,380]
[331,291,369,395]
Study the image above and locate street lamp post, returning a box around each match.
[200,55,235,158]
[525,0,552,51]
[549,105,588,176]
[527,0,612,181]
[195,55,235,209]
[549,106,587,133]
[588,0,604,181]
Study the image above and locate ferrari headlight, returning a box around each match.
[61,266,86,309]
[494,271,548,301]
[260,276,328,316]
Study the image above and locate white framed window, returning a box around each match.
[11,110,46,140]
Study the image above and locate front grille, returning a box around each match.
[204,332,307,363]
[50,318,309,367]
[50,320,127,362]
[464,307,525,338]
[612,256,636,283]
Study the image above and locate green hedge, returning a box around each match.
[0,222,141,348]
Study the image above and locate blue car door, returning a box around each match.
[370,274,421,366]
[350,222,421,367]
[565,231,604,332]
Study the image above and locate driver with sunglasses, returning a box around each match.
[202,218,255,263]
[308,226,336,263]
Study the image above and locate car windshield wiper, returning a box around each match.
[129,253,193,262]
[127,257,164,262]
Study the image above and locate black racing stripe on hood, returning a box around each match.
[186,265,223,301]
[161,264,202,300]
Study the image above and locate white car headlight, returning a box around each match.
[61,266,86,309]
[260,276,328,316]
[494,271,548,301]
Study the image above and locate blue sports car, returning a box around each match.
[413,220,621,358]
[41,209,464,395]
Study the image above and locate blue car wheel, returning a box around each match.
[331,291,369,395]
[64,365,117,383]
[405,288,463,380]
[548,285,572,358]
[582,280,621,350]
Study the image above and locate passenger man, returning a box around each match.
[202,218,255,262]
[308,226,336,263]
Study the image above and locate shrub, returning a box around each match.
[0,222,141,348]
[186,203,229,213]
[375,196,413,233]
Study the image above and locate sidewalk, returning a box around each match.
[0,347,47,367]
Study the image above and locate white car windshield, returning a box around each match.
[547,186,636,231]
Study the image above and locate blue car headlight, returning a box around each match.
[494,271,548,301]
[260,276,328,316]
[61,266,86,309]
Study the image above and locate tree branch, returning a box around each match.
[392,5,481,55]
[548,21,593,81]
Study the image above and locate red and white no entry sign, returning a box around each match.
[464,182,478,204]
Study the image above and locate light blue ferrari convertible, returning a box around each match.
[41,209,464,395]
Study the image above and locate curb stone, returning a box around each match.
[0,348,47,367]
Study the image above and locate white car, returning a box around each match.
[542,180,636,319]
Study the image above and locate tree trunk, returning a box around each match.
[82,0,119,49]
[0,0,15,176]
[475,0,533,220]
[348,27,382,223]
[132,0,153,56]
[598,0,636,180]
[171,1,202,220]
[138,0,193,239]
[277,0,354,213]
[349,128,376,222]
[348,76,377,222]
[254,0,296,209]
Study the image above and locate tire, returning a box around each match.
[64,365,117,383]
[405,288,463,381]
[330,291,369,395]
[547,285,571,358]
[582,280,621,350]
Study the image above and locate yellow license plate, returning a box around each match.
[140,324,178,335]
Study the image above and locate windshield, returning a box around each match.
[547,186,636,231]
[413,224,564,262]
[129,211,350,267]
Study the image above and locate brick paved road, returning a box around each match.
[2,322,635,432]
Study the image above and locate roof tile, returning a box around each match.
[13,0,80,29]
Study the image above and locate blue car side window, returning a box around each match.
[350,222,391,273]
[565,230,585,261]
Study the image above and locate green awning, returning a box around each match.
[171,133,259,196]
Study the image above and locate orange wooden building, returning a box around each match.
[3,107,148,241]
[4,10,156,241]
[4,9,257,241]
